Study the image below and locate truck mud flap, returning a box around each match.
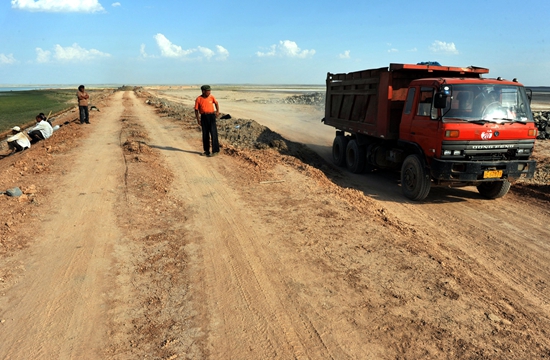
[430,159,536,182]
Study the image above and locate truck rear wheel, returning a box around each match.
[332,135,348,167]
[401,154,431,201]
[346,139,366,173]
[476,180,511,199]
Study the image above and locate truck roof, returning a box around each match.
[411,77,524,87]
[327,63,490,83]
[389,63,489,75]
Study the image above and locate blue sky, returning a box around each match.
[1,0,549,86]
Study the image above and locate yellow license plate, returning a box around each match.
[483,170,503,179]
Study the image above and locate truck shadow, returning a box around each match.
[260,131,486,204]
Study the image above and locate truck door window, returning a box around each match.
[416,88,434,117]
[404,88,416,114]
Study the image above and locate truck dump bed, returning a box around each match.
[323,63,489,140]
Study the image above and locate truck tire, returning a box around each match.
[476,180,511,199]
[332,135,348,167]
[346,139,366,173]
[401,154,431,201]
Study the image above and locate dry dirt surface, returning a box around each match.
[0,88,549,359]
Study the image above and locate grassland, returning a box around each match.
[0,90,76,132]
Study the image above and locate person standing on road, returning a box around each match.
[194,85,220,156]
[27,114,53,144]
[77,85,90,124]
[6,126,31,153]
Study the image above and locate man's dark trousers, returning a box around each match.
[79,106,89,124]
[201,113,219,154]
[28,130,45,144]
[8,141,24,152]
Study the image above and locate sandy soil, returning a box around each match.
[0,87,549,359]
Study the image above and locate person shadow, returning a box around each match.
[148,144,202,155]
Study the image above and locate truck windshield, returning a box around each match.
[440,84,534,123]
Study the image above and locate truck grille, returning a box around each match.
[441,140,535,161]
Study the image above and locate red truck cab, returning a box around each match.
[323,63,537,200]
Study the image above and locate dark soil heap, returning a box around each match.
[137,88,328,169]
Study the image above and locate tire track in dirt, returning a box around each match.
[0,92,125,359]
[104,92,207,359]
[405,195,550,311]
[126,91,348,359]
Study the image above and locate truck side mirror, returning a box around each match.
[526,88,533,103]
[433,92,447,108]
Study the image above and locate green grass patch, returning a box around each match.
[0,90,76,131]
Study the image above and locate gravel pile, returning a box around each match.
[279,92,325,106]
[533,111,550,139]
[141,92,196,127]
[217,118,290,152]
[252,92,325,107]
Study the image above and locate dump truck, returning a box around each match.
[322,63,537,200]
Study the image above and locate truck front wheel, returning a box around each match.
[401,154,431,201]
[332,135,349,167]
[476,180,511,199]
[346,139,366,173]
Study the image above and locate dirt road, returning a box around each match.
[0,89,549,359]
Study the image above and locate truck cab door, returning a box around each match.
[402,87,440,158]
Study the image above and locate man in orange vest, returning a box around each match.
[194,85,220,156]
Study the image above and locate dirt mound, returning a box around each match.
[139,90,326,162]
[140,94,324,155]
[512,140,550,200]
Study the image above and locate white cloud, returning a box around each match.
[0,53,17,64]
[216,45,229,60]
[152,34,228,61]
[11,0,104,13]
[257,40,315,58]
[112,2,120,6]
[140,44,152,58]
[256,45,276,57]
[35,43,110,62]
[35,47,51,63]
[339,50,350,59]
[154,33,195,58]
[430,40,459,55]
[55,43,110,60]
[198,46,215,59]
[198,45,229,60]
